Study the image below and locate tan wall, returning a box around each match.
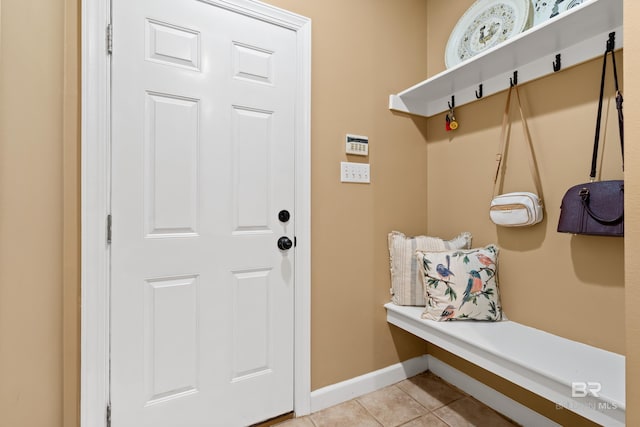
[1,0,639,426]
[261,0,430,389]
[2,1,431,424]
[625,2,640,426]
[0,0,69,426]
[427,0,625,353]
[424,0,629,424]
[62,0,81,426]
[0,0,80,425]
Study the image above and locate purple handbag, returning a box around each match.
[558,180,623,237]
[558,33,624,237]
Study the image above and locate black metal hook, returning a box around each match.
[475,84,483,99]
[553,53,561,72]
[448,95,455,110]
[510,71,518,87]
[606,32,616,53]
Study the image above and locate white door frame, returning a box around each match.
[80,1,311,426]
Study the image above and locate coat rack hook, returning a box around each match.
[475,83,484,99]
[510,71,518,87]
[448,95,455,110]
[553,53,561,72]
[606,31,616,52]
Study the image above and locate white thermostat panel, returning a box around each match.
[346,134,369,156]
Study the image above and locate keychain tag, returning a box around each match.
[448,107,458,130]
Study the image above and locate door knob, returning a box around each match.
[277,236,293,251]
[278,210,291,222]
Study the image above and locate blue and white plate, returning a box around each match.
[445,0,533,68]
[533,0,587,27]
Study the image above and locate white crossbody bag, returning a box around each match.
[490,85,544,227]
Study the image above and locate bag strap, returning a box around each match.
[590,35,624,180]
[493,85,544,203]
[579,187,624,224]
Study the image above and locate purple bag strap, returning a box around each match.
[579,186,624,224]
[591,32,624,180]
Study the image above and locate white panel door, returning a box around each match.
[110,1,296,425]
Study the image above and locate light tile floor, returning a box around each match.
[275,372,519,427]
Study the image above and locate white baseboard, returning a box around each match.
[309,355,429,413]
[427,355,560,427]
[308,354,559,427]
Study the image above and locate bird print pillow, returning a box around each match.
[416,245,504,321]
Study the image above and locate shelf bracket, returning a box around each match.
[510,71,518,87]
[475,84,484,99]
[553,54,561,72]
[448,95,455,110]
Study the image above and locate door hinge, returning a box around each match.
[106,403,112,427]
[106,24,113,55]
[107,214,112,244]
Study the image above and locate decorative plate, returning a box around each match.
[445,0,533,68]
[533,0,587,27]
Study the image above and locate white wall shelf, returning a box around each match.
[389,0,623,118]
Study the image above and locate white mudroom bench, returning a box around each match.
[385,303,625,427]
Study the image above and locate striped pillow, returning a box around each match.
[388,231,472,306]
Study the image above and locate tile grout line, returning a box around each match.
[394,379,464,427]
[353,398,383,426]
[307,414,319,427]
[356,381,438,427]
[353,375,458,427]
[391,382,434,426]
[394,372,468,425]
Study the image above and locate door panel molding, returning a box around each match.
[81,1,311,425]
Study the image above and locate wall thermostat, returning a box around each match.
[346,134,368,156]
